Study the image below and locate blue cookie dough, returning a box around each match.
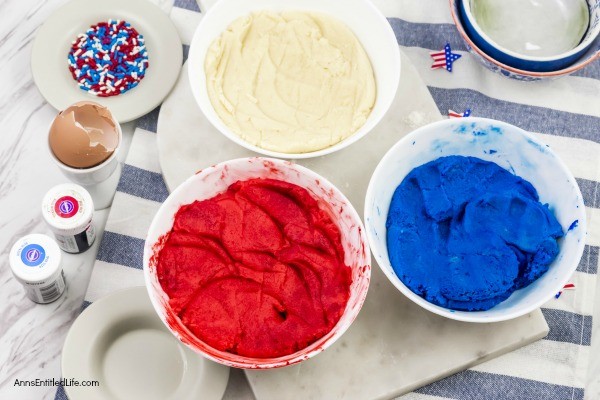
[386,156,564,311]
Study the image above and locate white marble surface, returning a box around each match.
[157,55,550,400]
[0,0,599,400]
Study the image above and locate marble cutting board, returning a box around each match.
[155,51,549,400]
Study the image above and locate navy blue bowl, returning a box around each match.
[458,0,600,72]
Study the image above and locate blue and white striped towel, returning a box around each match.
[57,0,600,399]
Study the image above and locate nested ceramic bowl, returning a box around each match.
[365,118,586,323]
[459,0,600,72]
[187,0,400,159]
[450,0,600,80]
[144,158,371,368]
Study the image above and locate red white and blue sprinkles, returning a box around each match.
[68,20,149,97]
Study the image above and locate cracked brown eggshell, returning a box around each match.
[49,101,120,169]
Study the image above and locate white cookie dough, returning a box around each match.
[205,11,376,154]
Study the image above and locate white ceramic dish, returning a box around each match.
[460,0,600,72]
[31,0,182,123]
[144,157,371,369]
[61,287,230,400]
[449,0,600,80]
[187,0,400,159]
[365,118,586,323]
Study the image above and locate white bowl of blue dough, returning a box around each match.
[458,0,600,73]
[364,117,586,323]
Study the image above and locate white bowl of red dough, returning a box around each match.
[143,158,370,368]
[365,118,586,323]
[187,0,400,159]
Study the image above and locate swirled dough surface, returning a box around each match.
[386,156,564,311]
[205,11,376,154]
[156,178,352,358]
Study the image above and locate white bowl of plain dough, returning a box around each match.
[187,0,401,159]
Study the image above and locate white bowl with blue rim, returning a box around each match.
[449,0,600,80]
[458,0,600,73]
[364,117,586,322]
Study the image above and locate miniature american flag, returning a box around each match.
[448,109,471,118]
[430,43,462,72]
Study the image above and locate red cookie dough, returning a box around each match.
[156,178,352,358]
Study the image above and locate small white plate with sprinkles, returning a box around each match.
[31,0,182,123]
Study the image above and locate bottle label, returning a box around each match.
[85,224,96,246]
[28,273,66,303]
[20,244,46,267]
[55,234,79,253]
[54,196,79,218]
